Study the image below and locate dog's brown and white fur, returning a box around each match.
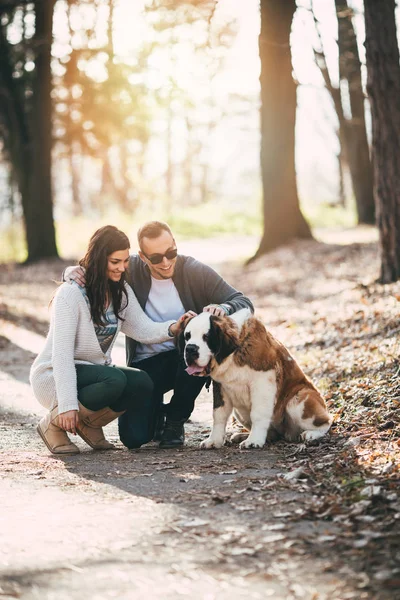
[180,309,332,449]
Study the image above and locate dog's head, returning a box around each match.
[179,312,240,376]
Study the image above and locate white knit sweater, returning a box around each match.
[30,283,175,414]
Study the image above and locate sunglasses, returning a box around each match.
[142,248,178,265]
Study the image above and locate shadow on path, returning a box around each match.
[1,402,394,600]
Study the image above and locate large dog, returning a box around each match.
[180,309,332,449]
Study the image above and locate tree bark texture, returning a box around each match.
[364,0,400,282]
[335,0,375,224]
[253,0,312,261]
[25,0,58,261]
[0,1,58,262]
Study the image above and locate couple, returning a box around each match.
[30,221,253,455]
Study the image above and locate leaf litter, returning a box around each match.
[1,235,399,598]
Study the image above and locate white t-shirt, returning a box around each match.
[134,277,186,362]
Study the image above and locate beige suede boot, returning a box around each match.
[37,406,80,455]
[76,403,125,450]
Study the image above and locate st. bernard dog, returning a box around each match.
[180,309,332,449]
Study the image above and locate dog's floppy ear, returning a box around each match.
[176,329,186,354]
[208,315,239,363]
[174,314,195,354]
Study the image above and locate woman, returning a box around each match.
[30,225,192,455]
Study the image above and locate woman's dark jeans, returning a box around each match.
[75,364,154,449]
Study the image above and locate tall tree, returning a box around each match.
[252,0,311,261]
[335,0,374,224]
[28,0,58,260]
[0,1,58,262]
[311,7,348,206]
[364,0,400,283]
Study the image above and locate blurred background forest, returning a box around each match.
[1,5,400,592]
[1,0,400,281]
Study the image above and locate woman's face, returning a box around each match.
[106,249,130,282]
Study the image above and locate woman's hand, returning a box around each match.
[169,310,197,336]
[58,410,79,435]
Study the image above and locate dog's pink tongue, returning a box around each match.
[185,365,205,375]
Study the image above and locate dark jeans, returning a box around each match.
[124,349,207,439]
[76,364,154,449]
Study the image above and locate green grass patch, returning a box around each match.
[0,197,358,263]
[0,221,27,263]
[166,204,262,239]
[302,199,357,229]
[0,204,263,263]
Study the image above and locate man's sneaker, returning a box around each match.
[159,419,184,449]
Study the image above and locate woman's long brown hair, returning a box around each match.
[79,225,130,327]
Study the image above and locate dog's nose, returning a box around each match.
[186,344,199,355]
[185,344,199,359]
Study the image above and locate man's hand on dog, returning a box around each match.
[203,304,227,317]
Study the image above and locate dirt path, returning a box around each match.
[0,230,398,600]
[0,407,340,600]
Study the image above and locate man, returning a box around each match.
[66,221,253,449]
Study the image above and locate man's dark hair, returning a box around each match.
[137,221,173,249]
[79,225,130,327]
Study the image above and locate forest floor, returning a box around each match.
[0,227,399,600]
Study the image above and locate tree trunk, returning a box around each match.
[311,5,350,208]
[364,0,400,283]
[312,46,349,207]
[0,5,58,262]
[252,0,311,261]
[337,146,346,207]
[25,0,58,261]
[336,0,375,224]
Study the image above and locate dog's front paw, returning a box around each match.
[239,437,265,449]
[200,436,224,449]
[300,430,325,443]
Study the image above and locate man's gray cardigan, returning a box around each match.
[125,254,254,365]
